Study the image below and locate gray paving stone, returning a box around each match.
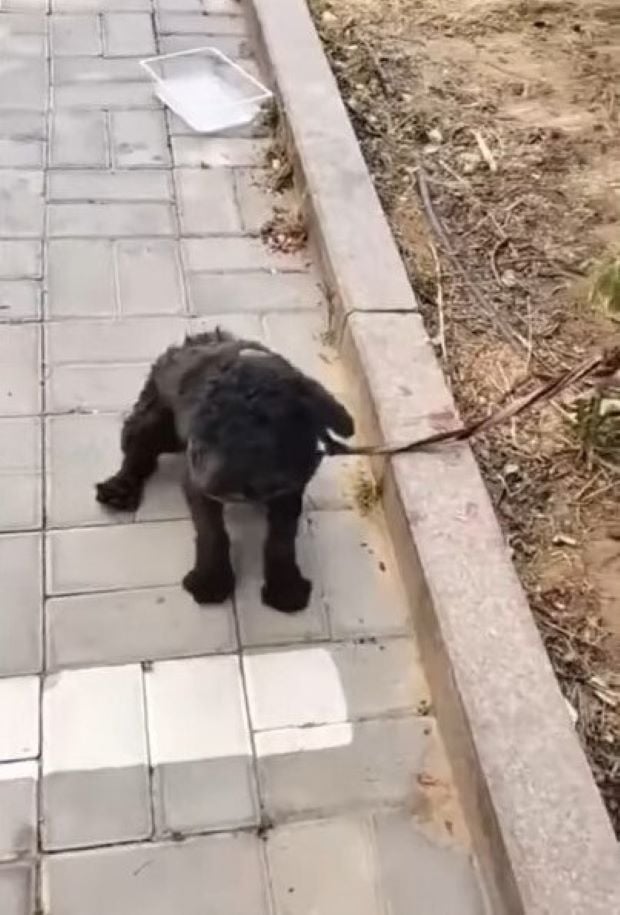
[1,0,46,8]
[49,110,108,168]
[0,138,43,168]
[46,585,236,669]
[0,12,46,32]
[48,170,172,202]
[0,324,41,416]
[110,109,170,167]
[154,759,258,836]
[53,0,150,9]
[0,533,42,675]
[267,817,384,915]
[46,315,185,364]
[0,59,46,109]
[182,235,307,273]
[50,15,101,56]
[311,510,412,638]
[157,13,246,34]
[47,202,175,237]
[134,452,188,522]
[305,455,374,511]
[103,13,156,57]
[0,171,44,238]
[0,417,41,532]
[117,239,186,315]
[53,56,150,85]
[54,81,157,109]
[172,136,268,167]
[175,168,240,235]
[45,412,125,528]
[46,519,193,594]
[0,111,45,141]
[0,241,41,279]
[167,106,271,138]
[262,310,346,390]
[233,167,292,234]
[156,0,203,9]
[47,362,150,413]
[1,0,46,9]
[373,811,487,915]
[157,0,243,11]
[187,311,264,342]
[256,715,433,822]
[157,34,250,57]
[0,15,46,58]
[189,272,324,314]
[43,767,152,850]
[47,239,116,318]
[0,864,34,915]
[230,508,330,648]
[0,280,41,321]
[0,114,44,166]
[0,762,38,856]
[42,833,272,915]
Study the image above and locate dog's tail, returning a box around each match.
[300,377,355,443]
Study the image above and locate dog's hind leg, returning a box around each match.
[96,377,181,512]
[182,479,235,604]
[262,491,311,613]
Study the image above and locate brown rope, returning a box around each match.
[324,347,620,458]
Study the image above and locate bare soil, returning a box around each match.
[308,0,620,833]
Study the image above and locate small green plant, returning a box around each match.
[589,258,620,319]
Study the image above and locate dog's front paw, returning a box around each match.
[182,566,234,605]
[262,571,311,613]
[96,474,143,512]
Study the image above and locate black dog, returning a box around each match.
[96,329,354,612]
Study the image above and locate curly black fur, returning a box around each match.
[96,329,354,612]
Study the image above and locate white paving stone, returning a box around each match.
[145,655,252,764]
[245,640,428,734]
[42,665,147,773]
[244,647,348,732]
[0,676,39,762]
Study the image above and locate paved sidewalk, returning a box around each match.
[0,1,487,913]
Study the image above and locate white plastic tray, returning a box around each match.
[140,47,272,134]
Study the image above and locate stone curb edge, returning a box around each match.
[247,1,620,913]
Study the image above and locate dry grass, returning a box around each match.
[309,0,620,833]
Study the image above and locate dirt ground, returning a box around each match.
[307,0,620,833]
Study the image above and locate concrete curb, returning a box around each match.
[248,1,620,913]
